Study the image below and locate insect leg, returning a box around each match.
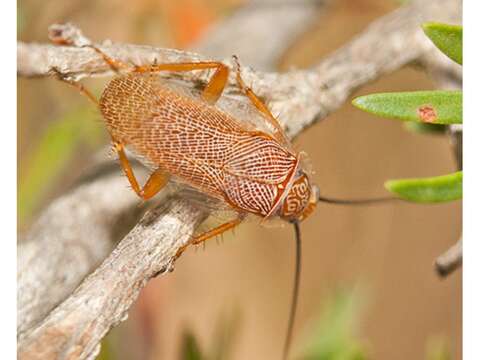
[86,45,230,104]
[50,67,99,105]
[84,45,131,72]
[232,56,289,145]
[133,62,229,105]
[174,215,245,260]
[113,141,169,200]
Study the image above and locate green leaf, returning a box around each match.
[300,287,368,360]
[385,171,462,203]
[426,335,451,360]
[352,91,462,124]
[180,331,204,360]
[96,338,114,360]
[423,22,462,65]
[18,107,103,225]
[17,5,25,34]
[208,311,240,360]
[403,122,446,135]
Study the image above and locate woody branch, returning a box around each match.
[17,0,332,353]
[17,0,461,358]
[17,0,331,340]
[425,44,463,278]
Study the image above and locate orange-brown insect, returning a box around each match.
[53,44,397,359]
[53,45,318,359]
[54,47,319,241]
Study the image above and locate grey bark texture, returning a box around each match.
[17,167,147,335]
[17,0,332,342]
[436,238,462,277]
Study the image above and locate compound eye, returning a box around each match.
[282,174,311,219]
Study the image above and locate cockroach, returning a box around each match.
[52,45,394,359]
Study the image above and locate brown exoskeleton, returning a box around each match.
[53,44,393,359]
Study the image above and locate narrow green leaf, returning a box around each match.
[423,22,462,65]
[385,171,462,203]
[403,122,446,135]
[17,5,25,34]
[352,91,462,124]
[209,311,240,360]
[301,287,368,360]
[18,107,103,225]
[96,338,114,360]
[180,331,204,360]
[426,335,451,360]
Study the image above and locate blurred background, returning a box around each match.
[18,0,461,359]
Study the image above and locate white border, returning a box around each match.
[4,1,17,358]
[10,1,470,359]
[464,0,478,359]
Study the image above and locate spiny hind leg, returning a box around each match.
[86,45,229,105]
[232,56,289,145]
[174,215,246,260]
[113,141,169,200]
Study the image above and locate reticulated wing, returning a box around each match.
[224,133,297,184]
[222,172,279,216]
[100,74,297,215]
[100,74,237,199]
[154,76,290,144]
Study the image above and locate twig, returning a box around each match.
[17,162,149,336]
[423,34,463,277]
[19,199,205,360]
[435,238,462,277]
[17,0,462,357]
[17,2,461,139]
[17,0,329,340]
[191,0,331,70]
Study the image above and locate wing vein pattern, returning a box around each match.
[100,75,297,215]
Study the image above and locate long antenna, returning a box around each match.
[281,191,396,358]
[283,221,302,360]
[317,195,398,206]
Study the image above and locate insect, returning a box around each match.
[52,45,393,359]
